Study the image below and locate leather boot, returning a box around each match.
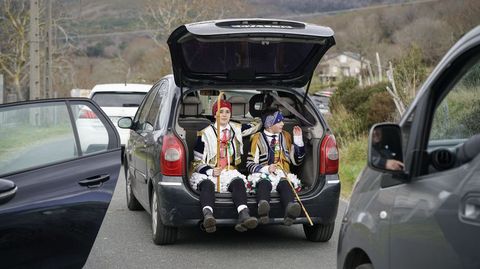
[202,208,216,233]
[235,208,258,232]
[257,200,270,224]
[283,202,301,226]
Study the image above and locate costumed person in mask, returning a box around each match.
[190,99,262,233]
[246,109,304,226]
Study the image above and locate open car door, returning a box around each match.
[0,99,121,268]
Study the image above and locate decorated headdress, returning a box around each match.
[263,110,284,129]
[212,100,232,116]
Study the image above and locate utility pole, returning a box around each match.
[0,74,4,104]
[29,0,42,100]
[44,0,53,99]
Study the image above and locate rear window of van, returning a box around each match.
[91,92,146,107]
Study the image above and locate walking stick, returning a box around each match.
[215,91,225,193]
[278,166,313,226]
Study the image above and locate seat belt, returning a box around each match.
[270,93,313,126]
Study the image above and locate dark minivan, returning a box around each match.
[338,26,480,269]
[119,19,341,245]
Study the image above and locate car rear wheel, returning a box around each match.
[125,163,142,211]
[151,189,178,245]
[303,222,335,242]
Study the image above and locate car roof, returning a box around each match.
[90,83,152,94]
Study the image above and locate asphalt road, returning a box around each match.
[85,170,346,269]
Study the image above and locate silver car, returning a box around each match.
[338,25,480,269]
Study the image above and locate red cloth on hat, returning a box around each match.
[212,100,232,116]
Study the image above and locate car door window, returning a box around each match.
[135,88,158,133]
[0,100,115,176]
[429,58,480,143]
[158,80,172,133]
[74,104,112,155]
[145,82,165,129]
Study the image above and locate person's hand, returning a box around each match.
[385,159,404,171]
[268,164,277,174]
[293,126,302,136]
[212,167,223,177]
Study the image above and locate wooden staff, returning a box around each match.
[278,165,313,226]
[215,91,225,193]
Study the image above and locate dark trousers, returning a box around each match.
[199,178,247,210]
[256,179,294,209]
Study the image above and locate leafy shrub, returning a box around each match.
[325,104,362,147]
[332,79,394,134]
[366,91,396,127]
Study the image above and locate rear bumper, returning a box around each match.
[155,174,341,227]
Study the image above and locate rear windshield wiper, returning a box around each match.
[122,104,140,107]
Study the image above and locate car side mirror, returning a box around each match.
[0,178,17,205]
[118,117,133,129]
[368,123,405,173]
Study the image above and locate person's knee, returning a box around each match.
[257,179,272,191]
[276,179,290,192]
[199,180,215,191]
[229,177,246,191]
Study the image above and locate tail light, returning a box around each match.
[160,133,185,176]
[79,109,97,119]
[320,134,339,174]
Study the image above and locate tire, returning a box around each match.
[125,163,142,211]
[355,263,373,269]
[151,189,178,245]
[303,222,335,242]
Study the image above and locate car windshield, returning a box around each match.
[91,92,146,107]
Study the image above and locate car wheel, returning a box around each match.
[151,189,178,245]
[303,222,335,242]
[355,263,373,269]
[125,164,142,211]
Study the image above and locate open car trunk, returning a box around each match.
[175,88,327,197]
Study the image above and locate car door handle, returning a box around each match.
[461,194,480,223]
[0,178,17,205]
[78,174,110,187]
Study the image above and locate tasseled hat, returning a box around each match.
[212,100,232,115]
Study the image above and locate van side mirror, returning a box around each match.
[118,117,133,129]
[368,123,405,173]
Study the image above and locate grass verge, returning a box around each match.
[338,135,368,199]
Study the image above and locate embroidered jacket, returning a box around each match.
[246,131,305,174]
[192,119,261,175]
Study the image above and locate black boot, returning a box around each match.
[202,208,216,233]
[283,202,301,226]
[257,200,270,224]
[235,208,258,232]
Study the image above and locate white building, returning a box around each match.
[317,52,370,84]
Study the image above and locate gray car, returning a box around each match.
[337,26,480,269]
[119,18,341,245]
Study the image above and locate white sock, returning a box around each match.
[203,206,213,213]
[237,204,247,213]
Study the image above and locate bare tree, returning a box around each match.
[393,17,454,65]
[140,0,251,47]
[0,0,30,101]
[136,0,251,79]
